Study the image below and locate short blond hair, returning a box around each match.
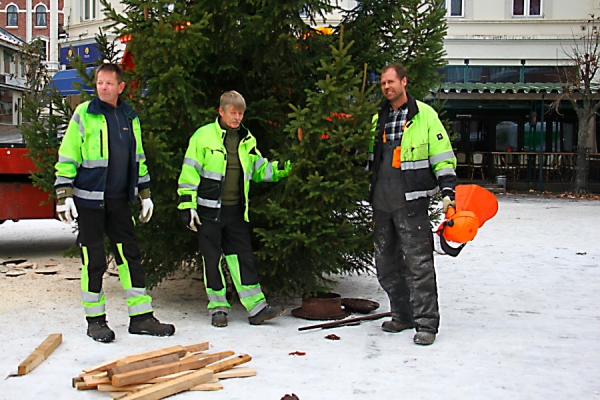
[220,90,246,111]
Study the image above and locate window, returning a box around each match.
[513,0,542,17]
[0,89,14,125]
[6,5,18,26]
[35,5,47,26]
[81,0,96,21]
[4,51,14,74]
[444,0,464,17]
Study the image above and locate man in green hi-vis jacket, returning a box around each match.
[178,90,291,328]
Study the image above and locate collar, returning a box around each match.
[87,96,138,119]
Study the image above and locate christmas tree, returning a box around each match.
[252,33,379,296]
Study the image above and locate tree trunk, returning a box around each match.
[571,114,592,194]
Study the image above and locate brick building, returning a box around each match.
[0,0,64,70]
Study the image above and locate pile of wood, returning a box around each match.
[0,258,60,277]
[72,341,255,399]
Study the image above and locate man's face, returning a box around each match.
[96,70,125,107]
[380,69,408,105]
[219,105,244,129]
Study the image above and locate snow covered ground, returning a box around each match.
[0,193,598,399]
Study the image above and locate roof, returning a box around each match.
[431,82,600,94]
[0,27,26,49]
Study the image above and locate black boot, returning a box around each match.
[87,320,115,343]
[381,319,415,333]
[211,312,228,327]
[129,314,175,337]
[248,304,285,325]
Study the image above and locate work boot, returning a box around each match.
[129,315,175,337]
[248,304,285,325]
[381,319,415,333]
[211,312,228,327]
[87,321,115,343]
[413,331,436,346]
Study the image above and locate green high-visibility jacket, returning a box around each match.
[54,97,150,209]
[369,95,456,214]
[177,119,289,222]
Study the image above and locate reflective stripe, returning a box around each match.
[138,173,150,184]
[198,197,220,208]
[129,303,153,315]
[136,153,146,162]
[54,176,74,186]
[244,173,252,181]
[82,290,103,303]
[401,160,429,170]
[178,183,198,190]
[200,169,224,180]
[253,157,265,171]
[58,155,81,167]
[134,187,138,196]
[262,162,273,182]
[125,288,147,299]
[85,305,105,315]
[183,157,199,168]
[405,188,438,201]
[435,168,456,178]
[430,151,455,164]
[72,112,85,137]
[207,293,228,303]
[248,301,267,317]
[368,153,374,161]
[73,188,103,200]
[82,159,108,168]
[238,287,263,299]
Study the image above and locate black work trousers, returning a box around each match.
[77,198,146,294]
[373,206,440,333]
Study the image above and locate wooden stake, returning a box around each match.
[17,333,62,375]
[120,368,213,400]
[205,354,252,373]
[107,354,179,378]
[115,346,189,367]
[189,382,223,391]
[112,353,225,387]
[213,367,257,379]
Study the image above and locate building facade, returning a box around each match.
[0,0,64,70]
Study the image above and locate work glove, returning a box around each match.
[139,198,154,223]
[442,196,456,213]
[180,209,201,232]
[57,197,78,223]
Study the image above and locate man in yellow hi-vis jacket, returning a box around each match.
[368,64,457,346]
[54,63,174,342]
[178,90,291,327]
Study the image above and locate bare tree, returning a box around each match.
[552,15,600,194]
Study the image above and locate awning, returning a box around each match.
[50,67,96,96]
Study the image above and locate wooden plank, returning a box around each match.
[213,367,257,379]
[146,370,193,383]
[83,373,111,386]
[72,376,84,388]
[17,333,62,375]
[120,368,213,400]
[183,342,209,353]
[205,354,252,373]
[115,346,188,367]
[189,382,223,391]
[98,383,152,392]
[110,392,130,399]
[197,350,234,361]
[82,356,122,373]
[75,381,98,391]
[112,354,224,387]
[107,354,180,378]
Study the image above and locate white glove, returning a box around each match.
[57,197,78,223]
[442,196,456,213]
[139,198,154,223]
[188,209,201,232]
